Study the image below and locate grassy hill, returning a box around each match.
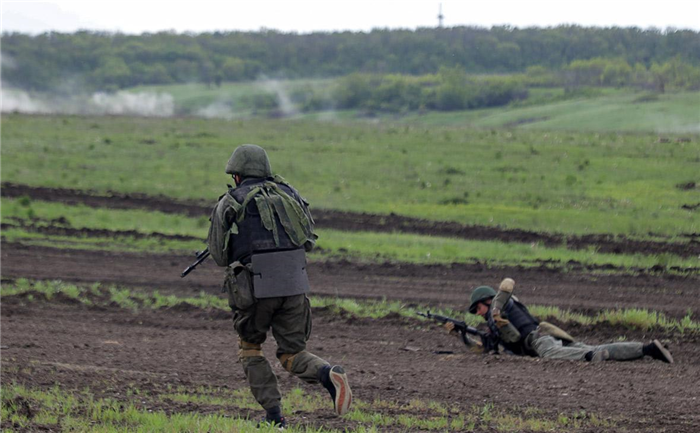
[2,113,698,238]
[392,90,700,133]
[129,80,700,134]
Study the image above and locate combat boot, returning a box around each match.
[318,365,352,416]
[258,406,286,429]
[643,340,674,363]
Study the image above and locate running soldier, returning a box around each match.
[207,144,352,427]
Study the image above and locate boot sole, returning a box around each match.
[329,366,352,416]
[652,340,674,364]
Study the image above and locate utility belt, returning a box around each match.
[223,249,310,310]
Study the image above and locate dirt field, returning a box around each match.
[2,185,700,432]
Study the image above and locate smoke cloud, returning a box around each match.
[195,100,235,120]
[257,77,298,117]
[90,92,175,116]
[1,89,175,117]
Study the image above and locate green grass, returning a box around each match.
[131,79,699,134]
[2,278,228,311]
[1,197,209,236]
[393,90,700,133]
[3,198,698,271]
[2,113,699,238]
[314,229,698,270]
[4,279,698,333]
[1,382,615,432]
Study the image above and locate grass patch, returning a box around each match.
[2,279,228,312]
[2,112,698,238]
[409,90,700,134]
[0,226,205,255]
[1,382,615,432]
[4,279,698,334]
[314,229,698,270]
[3,198,698,272]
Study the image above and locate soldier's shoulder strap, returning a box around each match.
[270,175,310,205]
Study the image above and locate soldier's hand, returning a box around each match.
[493,312,510,328]
[444,322,456,334]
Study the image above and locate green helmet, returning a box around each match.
[225,144,272,178]
[468,286,496,314]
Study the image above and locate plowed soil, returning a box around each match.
[2,184,700,432]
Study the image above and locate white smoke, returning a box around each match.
[195,100,235,120]
[316,110,339,122]
[257,77,298,117]
[1,88,174,117]
[90,92,174,116]
[1,89,53,113]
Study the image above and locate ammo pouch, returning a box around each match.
[224,262,256,310]
[498,322,523,344]
[250,249,310,299]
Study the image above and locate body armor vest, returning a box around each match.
[228,179,302,264]
[488,299,539,355]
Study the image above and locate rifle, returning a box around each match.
[417,311,499,354]
[181,249,210,278]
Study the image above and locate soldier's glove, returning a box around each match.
[492,309,511,328]
[443,322,457,335]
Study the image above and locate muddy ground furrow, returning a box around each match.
[2,243,699,318]
[3,182,699,258]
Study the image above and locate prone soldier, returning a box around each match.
[446,278,673,363]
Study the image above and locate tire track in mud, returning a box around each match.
[3,182,699,258]
[2,243,699,318]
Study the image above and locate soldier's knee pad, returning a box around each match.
[278,351,307,372]
[238,339,263,359]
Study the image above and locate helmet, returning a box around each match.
[225,144,272,178]
[468,286,496,314]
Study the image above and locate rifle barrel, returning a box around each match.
[180,250,210,278]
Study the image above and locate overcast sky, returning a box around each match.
[1,0,699,34]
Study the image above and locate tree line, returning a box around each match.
[289,56,700,114]
[2,26,699,92]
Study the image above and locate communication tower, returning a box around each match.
[438,3,444,27]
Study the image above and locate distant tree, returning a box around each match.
[650,62,672,93]
[601,59,632,87]
[92,57,132,90]
[434,66,470,110]
[221,57,247,81]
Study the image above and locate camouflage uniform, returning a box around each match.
[207,145,351,422]
[470,279,672,363]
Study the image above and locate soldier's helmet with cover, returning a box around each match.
[225,144,273,178]
[469,285,497,314]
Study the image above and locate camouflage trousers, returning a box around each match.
[530,334,644,361]
[232,294,328,410]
